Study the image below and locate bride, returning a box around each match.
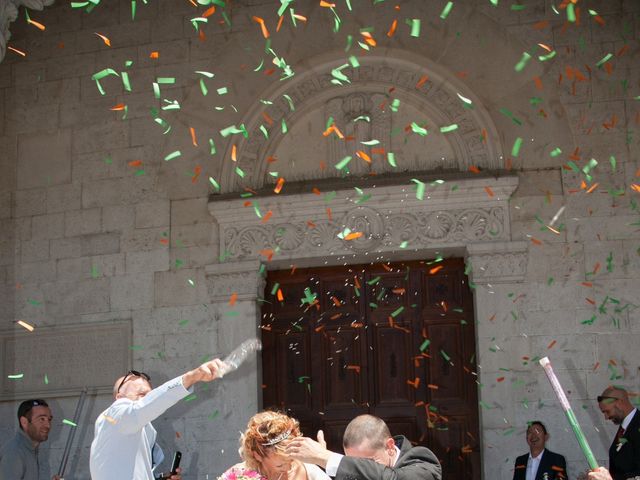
[219,411,329,480]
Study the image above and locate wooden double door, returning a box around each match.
[261,258,480,480]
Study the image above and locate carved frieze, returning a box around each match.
[466,241,528,284]
[205,260,266,301]
[222,206,507,261]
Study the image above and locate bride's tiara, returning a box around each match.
[261,430,292,446]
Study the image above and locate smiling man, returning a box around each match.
[0,399,60,480]
[513,421,566,480]
[598,386,640,480]
[90,358,226,480]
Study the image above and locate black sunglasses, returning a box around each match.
[117,370,151,393]
[597,395,619,403]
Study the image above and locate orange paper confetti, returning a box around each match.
[252,16,270,38]
[94,32,111,47]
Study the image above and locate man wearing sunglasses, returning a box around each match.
[597,387,640,480]
[90,358,226,480]
[0,399,60,480]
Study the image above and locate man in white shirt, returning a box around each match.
[286,414,441,480]
[90,358,226,480]
[512,421,567,480]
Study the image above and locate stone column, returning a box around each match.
[466,241,529,480]
[205,260,265,412]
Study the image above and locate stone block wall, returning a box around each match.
[0,1,638,479]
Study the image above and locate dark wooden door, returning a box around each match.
[261,258,480,480]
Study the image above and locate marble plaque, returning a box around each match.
[0,320,131,399]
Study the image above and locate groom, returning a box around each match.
[286,414,441,480]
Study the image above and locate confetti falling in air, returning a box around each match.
[5,0,640,467]
[62,419,78,427]
[16,320,35,331]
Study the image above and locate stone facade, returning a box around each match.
[0,1,639,479]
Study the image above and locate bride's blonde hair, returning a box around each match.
[239,411,302,471]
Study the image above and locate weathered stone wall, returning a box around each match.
[0,1,638,479]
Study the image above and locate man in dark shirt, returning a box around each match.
[598,387,640,480]
[286,414,441,480]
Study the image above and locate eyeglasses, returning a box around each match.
[117,370,151,393]
[597,395,620,403]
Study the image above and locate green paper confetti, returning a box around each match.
[567,3,576,22]
[62,419,77,427]
[457,92,473,108]
[515,52,532,72]
[550,147,562,157]
[410,123,428,136]
[411,179,425,200]
[8,374,24,379]
[391,306,404,318]
[440,1,453,20]
[387,152,397,167]
[596,53,613,68]
[409,19,421,37]
[440,124,458,133]
[335,156,352,170]
[164,151,181,161]
[511,137,523,157]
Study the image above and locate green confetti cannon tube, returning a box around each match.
[539,357,599,470]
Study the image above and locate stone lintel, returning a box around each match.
[209,176,519,263]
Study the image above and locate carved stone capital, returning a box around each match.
[204,260,266,302]
[0,0,55,63]
[466,241,528,284]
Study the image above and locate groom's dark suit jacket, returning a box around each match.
[334,435,441,480]
[609,409,640,480]
[512,449,567,480]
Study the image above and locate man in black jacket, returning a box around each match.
[286,414,441,480]
[512,421,567,480]
[598,387,640,480]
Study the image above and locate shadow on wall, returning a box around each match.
[563,358,612,455]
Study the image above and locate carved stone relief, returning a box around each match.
[210,176,521,272]
[219,57,503,193]
[205,260,266,301]
[222,206,507,261]
[466,241,528,284]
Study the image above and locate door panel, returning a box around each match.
[262,259,480,480]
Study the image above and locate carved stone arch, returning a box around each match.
[219,50,504,193]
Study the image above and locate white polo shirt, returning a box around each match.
[90,376,192,480]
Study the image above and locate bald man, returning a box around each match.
[286,414,441,480]
[597,387,640,480]
[90,359,226,480]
